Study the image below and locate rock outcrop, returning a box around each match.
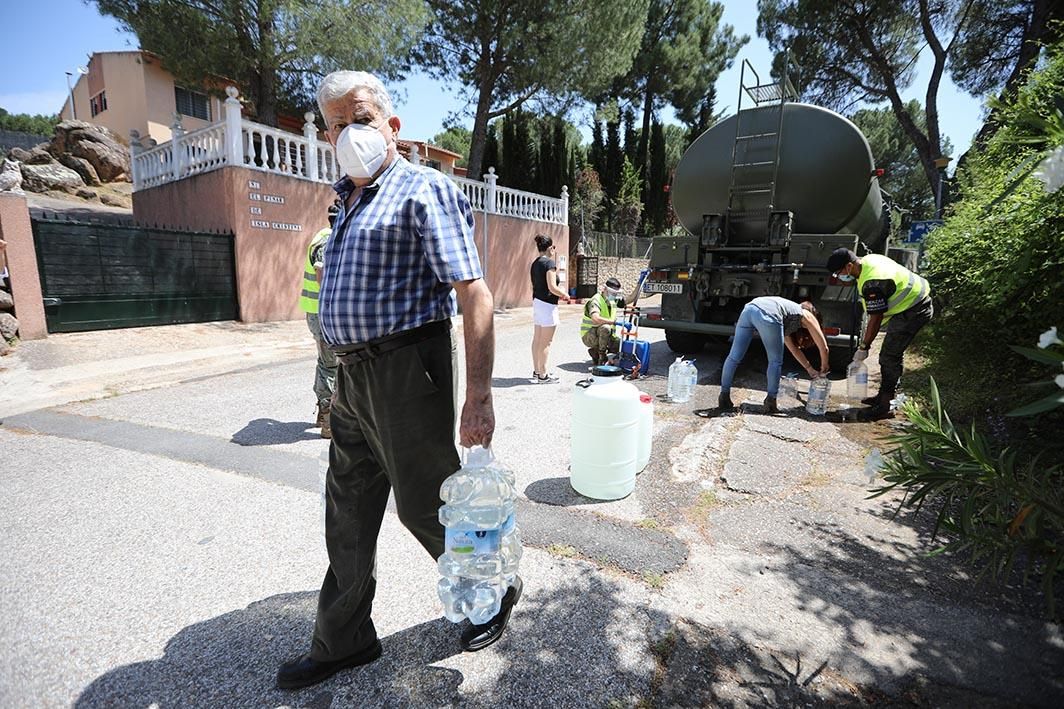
[0,159,22,192]
[20,163,84,193]
[3,120,131,196]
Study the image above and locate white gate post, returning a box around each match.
[560,185,569,225]
[485,167,498,214]
[303,111,318,181]
[224,86,243,167]
[170,113,186,181]
[129,130,143,191]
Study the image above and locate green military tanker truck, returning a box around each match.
[641,62,887,369]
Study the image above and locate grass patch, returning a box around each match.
[546,543,577,558]
[635,517,660,530]
[643,571,665,590]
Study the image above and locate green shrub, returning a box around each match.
[872,379,1064,617]
[919,46,1064,424]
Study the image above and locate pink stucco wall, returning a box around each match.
[133,165,569,319]
[473,213,569,309]
[0,193,46,340]
[133,166,335,322]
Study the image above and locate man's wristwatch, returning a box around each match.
[858,343,870,351]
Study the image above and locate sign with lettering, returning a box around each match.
[262,194,285,204]
[249,192,262,201]
[251,219,270,229]
[250,206,262,215]
[248,180,261,190]
[270,222,302,231]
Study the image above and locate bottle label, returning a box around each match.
[445,514,514,556]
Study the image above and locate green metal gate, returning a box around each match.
[32,216,238,333]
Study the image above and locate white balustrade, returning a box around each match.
[129,87,566,224]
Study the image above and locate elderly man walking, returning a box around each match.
[277,71,513,690]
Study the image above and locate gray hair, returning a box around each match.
[316,71,394,119]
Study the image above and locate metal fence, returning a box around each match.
[580,231,654,259]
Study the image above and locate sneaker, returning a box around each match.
[532,371,559,384]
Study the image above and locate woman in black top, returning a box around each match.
[530,234,570,383]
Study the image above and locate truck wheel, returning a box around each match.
[666,330,706,354]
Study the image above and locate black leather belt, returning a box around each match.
[332,319,450,364]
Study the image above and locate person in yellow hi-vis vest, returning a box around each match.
[299,203,340,437]
[580,277,631,365]
[826,248,933,420]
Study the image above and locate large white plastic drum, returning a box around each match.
[570,366,641,500]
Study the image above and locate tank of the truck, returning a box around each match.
[672,103,884,249]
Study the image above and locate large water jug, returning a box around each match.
[668,358,697,403]
[806,376,831,415]
[437,446,521,625]
[570,365,641,499]
[847,359,869,404]
[637,392,653,473]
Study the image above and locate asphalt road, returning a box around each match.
[2,307,1061,708]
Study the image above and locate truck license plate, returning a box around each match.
[644,282,683,294]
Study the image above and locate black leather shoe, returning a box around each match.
[860,403,895,421]
[460,576,523,652]
[861,394,880,406]
[276,640,383,689]
[718,393,735,411]
[762,396,778,414]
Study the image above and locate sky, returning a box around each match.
[0,0,985,167]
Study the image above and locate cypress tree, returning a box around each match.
[537,117,554,195]
[590,119,605,179]
[646,121,668,234]
[603,119,623,224]
[500,115,517,187]
[513,109,535,191]
[483,123,500,179]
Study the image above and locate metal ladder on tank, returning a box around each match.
[726,58,798,237]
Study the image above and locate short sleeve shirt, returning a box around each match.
[530,255,559,304]
[319,158,483,346]
[749,296,805,335]
[861,279,896,315]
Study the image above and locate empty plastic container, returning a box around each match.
[570,365,641,500]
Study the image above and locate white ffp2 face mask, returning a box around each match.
[336,123,389,180]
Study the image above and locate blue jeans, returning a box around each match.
[720,303,785,399]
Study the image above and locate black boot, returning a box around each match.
[763,396,778,414]
[861,392,894,421]
[718,393,735,411]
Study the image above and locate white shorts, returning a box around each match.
[532,298,560,327]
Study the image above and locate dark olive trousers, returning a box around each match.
[310,327,460,661]
[878,298,933,399]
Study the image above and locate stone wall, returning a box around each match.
[594,256,649,298]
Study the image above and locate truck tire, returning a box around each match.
[666,330,706,354]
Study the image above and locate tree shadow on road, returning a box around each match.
[747,499,1064,707]
[230,418,321,446]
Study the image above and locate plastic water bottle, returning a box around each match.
[437,447,521,625]
[863,447,884,484]
[667,357,684,402]
[847,360,869,405]
[779,373,799,409]
[806,376,830,415]
[668,358,697,403]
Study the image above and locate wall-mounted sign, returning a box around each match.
[247,179,300,232]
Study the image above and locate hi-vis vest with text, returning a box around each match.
[580,293,616,335]
[298,228,332,314]
[857,254,930,323]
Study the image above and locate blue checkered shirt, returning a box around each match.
[319,158,483,347]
